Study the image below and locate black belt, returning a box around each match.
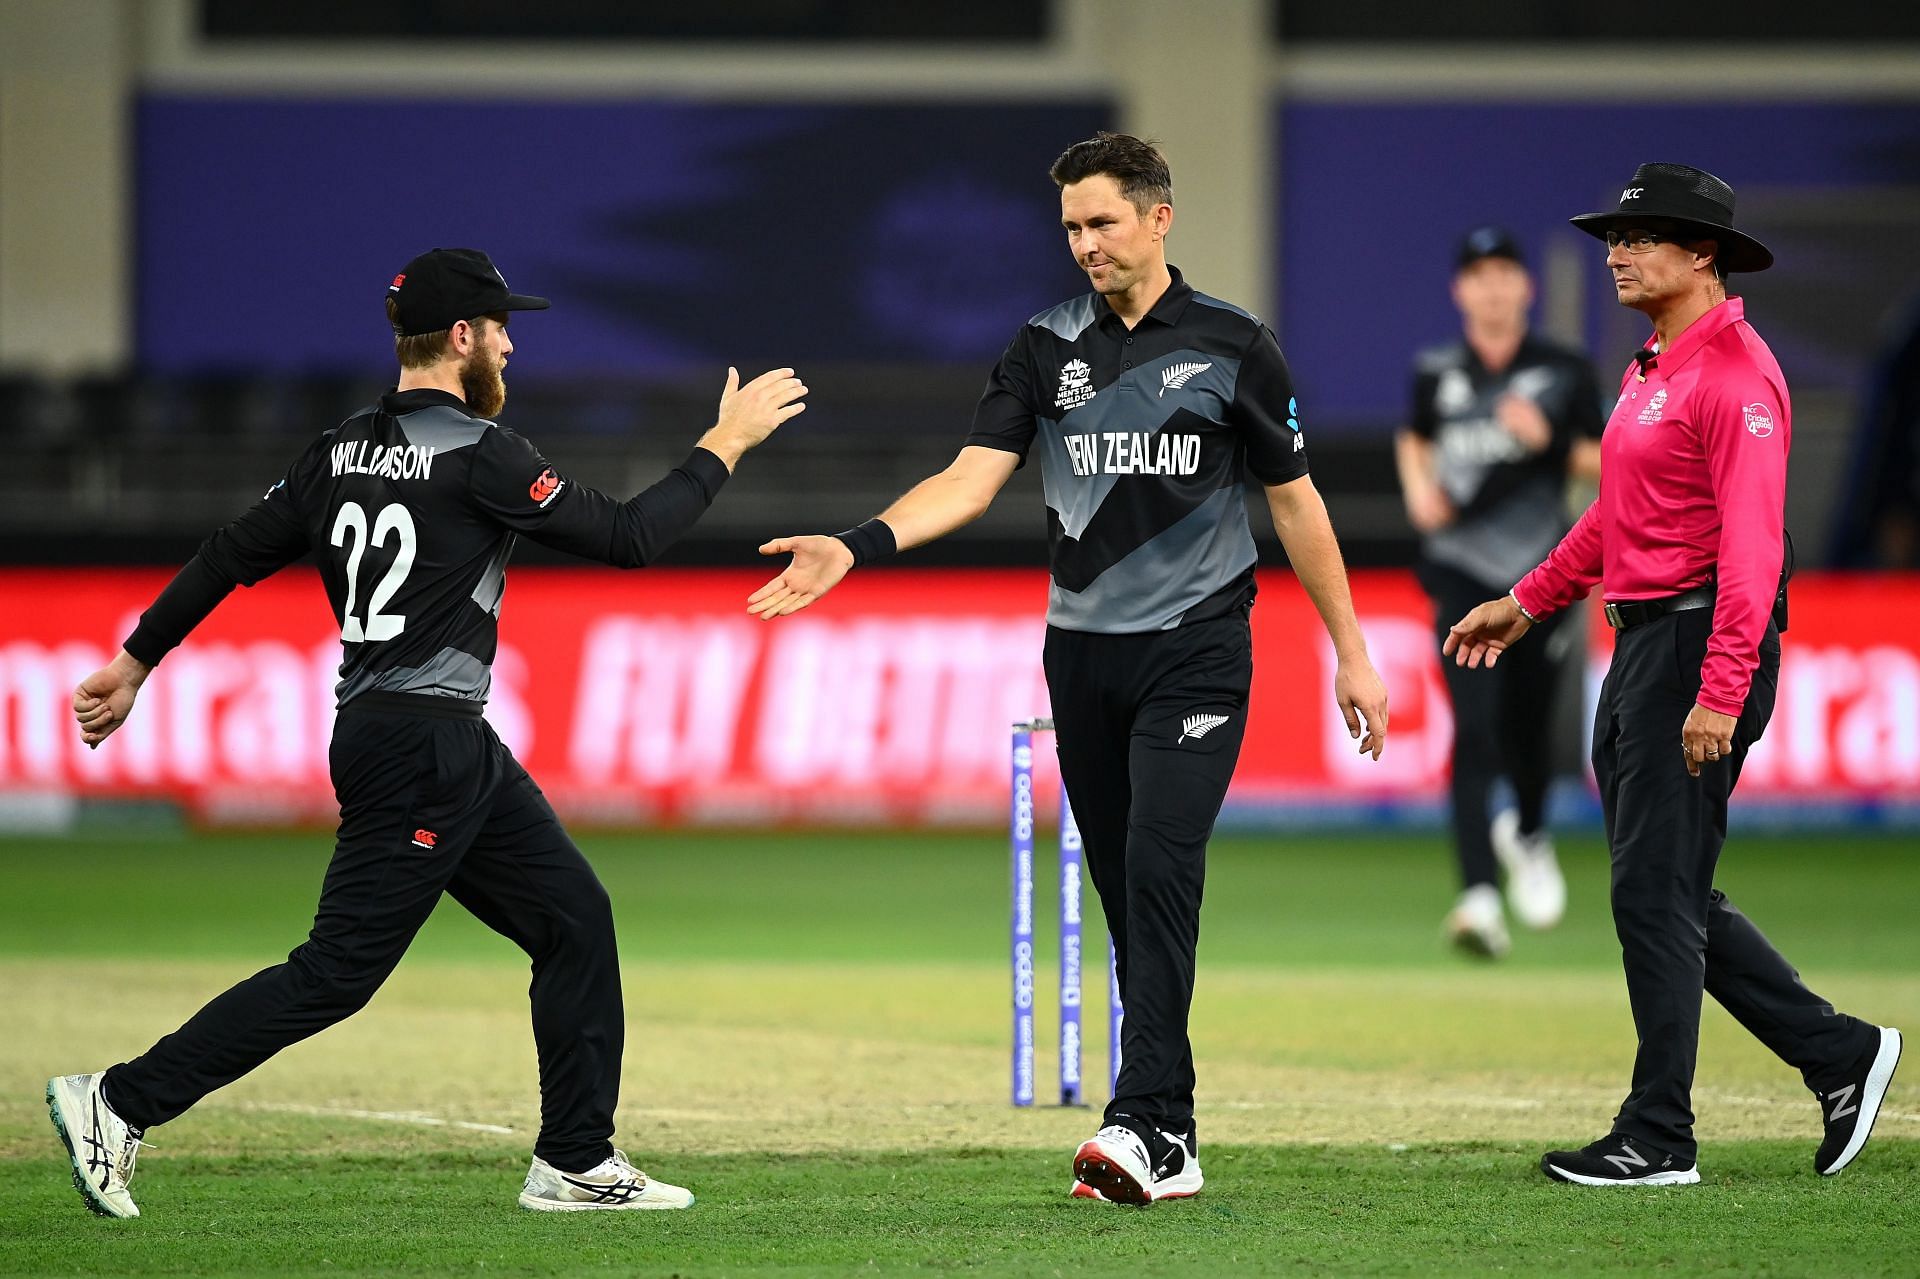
[1602,585,1715,631]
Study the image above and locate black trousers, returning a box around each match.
[102,702,623,1173]
[1044,613,1252,1141]
[1418,558,1569,889]
[1595,609,1873,1159]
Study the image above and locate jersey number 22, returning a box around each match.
[330,501,416,642]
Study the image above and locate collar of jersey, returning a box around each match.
[1094,263,1195,332]
[1638,296,1745,379]
[381,387,474,415]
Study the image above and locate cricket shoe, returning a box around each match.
[47,1073,147,1218]
[1813,1024,1903,1176]
[1073,1120,1203,1205]
[1541,1134,1699,1186]
[1491,810,1567,929]
[518,1149,694,1211]
[1444,884,1510,959]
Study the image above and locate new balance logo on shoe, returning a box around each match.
[1814,1025,1903,1176]
[1601,1143,1649,1177]
[1159,362,1212,397]
[1178,714,1230,743]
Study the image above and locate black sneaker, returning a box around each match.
[1813,1025,1903,1176]
[1541,1134,1699,1186]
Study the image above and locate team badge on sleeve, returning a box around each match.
[529,468,564,505]
[1743,403,1776,438]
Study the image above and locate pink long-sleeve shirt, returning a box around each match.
[1512,297,1788,718]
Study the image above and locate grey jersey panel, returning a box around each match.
[469,534,514,617]
[1425,476,1567,587]
[1036,349,1243,540]
[396,404,492,453]
[1030,294,1103,341]
[1046,483,1259,632]
[1188,291,1259,324]
[340,646,493,703]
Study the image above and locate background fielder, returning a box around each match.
[1396,226,1603,958]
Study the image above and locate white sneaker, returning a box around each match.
[47,1073,146,1219]
[1492,809,1567,930]
[1073,1124,1204,1204]
[1445,883,1510,958]
[1073,1125,1155,1205]
[1147,1128,1204,1200]
[517,1149,694,1211]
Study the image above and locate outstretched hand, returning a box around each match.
[73,651,151,749]
[1443,595,1534,669]
[700,366,809,468]
[747,534,855,620]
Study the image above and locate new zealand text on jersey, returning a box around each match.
[1063,431,1201,477]
[329,440,437,481]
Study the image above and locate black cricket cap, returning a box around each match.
[1455,226,1525,271]
[386,247,550,337]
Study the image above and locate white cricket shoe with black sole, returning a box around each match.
[518,1149,694,1211]
[47,1073,147,1219]
[1814,1024,1903,1176]
[1491,809,1566,930]
[1541,1134,1699,1186]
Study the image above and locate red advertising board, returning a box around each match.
[2,568,1916,825]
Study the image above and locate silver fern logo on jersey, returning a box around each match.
[1158,361,1212,397]
[1177,713,1230,743]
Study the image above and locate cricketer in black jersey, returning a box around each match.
[125,387,734,708]
[745,134,1387,1206]
[964,265,1307,633]
[1396,227,1602,959]
[57,246,806,1217]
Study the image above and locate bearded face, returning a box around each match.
[460,336,507,418]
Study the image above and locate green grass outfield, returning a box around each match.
[1,829,1915,1276]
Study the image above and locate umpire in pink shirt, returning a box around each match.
[1447,163,1902,1187]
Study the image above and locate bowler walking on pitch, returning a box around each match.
[49,248,807,1216]
[746,134,1389,1205]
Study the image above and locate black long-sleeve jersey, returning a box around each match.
[125,387,729,710]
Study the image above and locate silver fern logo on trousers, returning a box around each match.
[1178,713,1230,743]
[1159,361,1212,397]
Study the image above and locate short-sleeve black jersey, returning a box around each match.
[125,388,729,709]
[965,266,1308,633]
[1407,333,1603,589]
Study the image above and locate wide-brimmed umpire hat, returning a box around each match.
[1569,163,1773,273]
[386,247,551,336]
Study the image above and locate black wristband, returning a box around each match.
[834,518,897,567]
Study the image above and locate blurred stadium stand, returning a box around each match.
[1,0,1917,570]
